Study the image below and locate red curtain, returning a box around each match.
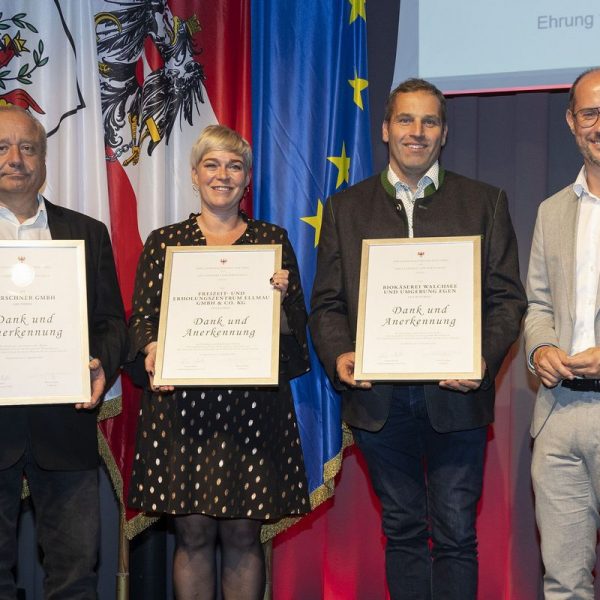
[271,353,544,599]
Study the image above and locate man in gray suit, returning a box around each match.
[310,78,526,599]
[525,67,600,598]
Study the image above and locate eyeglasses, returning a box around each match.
[572,106,600,128]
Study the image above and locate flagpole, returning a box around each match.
[263,539,272,600]
[117,514,129,600]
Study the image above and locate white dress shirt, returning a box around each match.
[0,195,51,241]
[571,168,600,354]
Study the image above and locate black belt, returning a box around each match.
[562,378,600,392]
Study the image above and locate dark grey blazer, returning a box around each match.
[309,170,526,433]
[0,199,127,470]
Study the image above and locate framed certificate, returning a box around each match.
[354,236,481,381]
[153,245,282,386]
[0,241,90,405]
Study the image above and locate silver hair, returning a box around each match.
[0,105,47,157]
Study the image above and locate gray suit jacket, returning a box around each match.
[524,183,593,437]
[310,170,526,433]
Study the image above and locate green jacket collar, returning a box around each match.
[380,166,446,198]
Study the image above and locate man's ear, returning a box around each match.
[382,120,390,144]
[566,110,576,135]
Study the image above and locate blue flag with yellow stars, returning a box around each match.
[252,0,373,531]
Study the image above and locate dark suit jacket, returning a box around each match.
[309,170,526,433]
[0,199,127,470]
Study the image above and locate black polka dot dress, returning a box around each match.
[127,213,311,520]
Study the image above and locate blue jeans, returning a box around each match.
[352,385,487,600]
[0,450,99,600]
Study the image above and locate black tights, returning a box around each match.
[173,514,265,600]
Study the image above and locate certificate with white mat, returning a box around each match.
[154,245,282,386]
[354,236,481,381]
[0,241,90,405]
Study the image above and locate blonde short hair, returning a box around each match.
[190,124,252,173]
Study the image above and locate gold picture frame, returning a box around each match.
[0,240,90,404]
[153,244,282,386]
[354,236,482,381]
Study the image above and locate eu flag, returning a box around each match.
[252,0,373,532]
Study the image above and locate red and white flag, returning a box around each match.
[2,0,251,535]
[91,0,251,535]
[0,2,109,220]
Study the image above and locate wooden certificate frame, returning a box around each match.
[153,245,282,386]
[354,236,481,381]
[0,240,90,405]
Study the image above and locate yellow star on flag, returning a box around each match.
[301,199,324,247]
[327,143,350,189]
[348,69,368,110]
[348,0,366,24]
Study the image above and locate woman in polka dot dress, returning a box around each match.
[127,125,310,600]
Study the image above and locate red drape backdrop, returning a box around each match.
[270,348,542,599]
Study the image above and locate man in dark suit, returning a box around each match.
[0,105,127,598]
[309,79,526,599]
